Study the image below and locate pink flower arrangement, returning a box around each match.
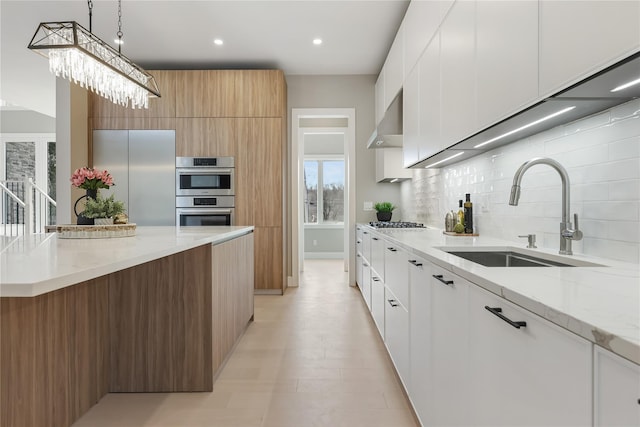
[70,167,114,190]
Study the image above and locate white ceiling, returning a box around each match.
[0,0,409,117]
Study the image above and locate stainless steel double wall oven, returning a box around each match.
[175,156,235,226]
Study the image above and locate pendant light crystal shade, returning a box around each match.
[28,21,160,109]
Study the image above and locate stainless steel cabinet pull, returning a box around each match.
[372,277,381,282]
[387,247,397,252]
[372,237,379,240]
[484,306,527,329]
[387,299,399,307]
[408,259,423,267]
[357,254,361,258]
[363,263,369,267]
[432,274,454,286]
[363,231,369,234]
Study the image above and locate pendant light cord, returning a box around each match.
[117,0,123,55]
[87,0,93,32]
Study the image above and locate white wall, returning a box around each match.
[400,99,640,264]
[286,75,403,223]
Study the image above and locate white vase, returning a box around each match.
[94,217,114,225]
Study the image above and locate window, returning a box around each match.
[304,159,344,224]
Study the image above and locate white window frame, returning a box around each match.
[303,155,345,227]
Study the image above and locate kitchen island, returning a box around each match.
[0,226,254,427]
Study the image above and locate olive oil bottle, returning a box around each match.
[463,193,473,234]
[457,200,464,226]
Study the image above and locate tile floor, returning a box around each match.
[72,259,419,427]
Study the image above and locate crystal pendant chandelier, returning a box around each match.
[27,1,160,109]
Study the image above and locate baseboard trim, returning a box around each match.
[253,289,283,295]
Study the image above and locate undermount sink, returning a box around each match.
[441,248,603,268]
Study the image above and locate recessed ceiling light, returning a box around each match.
[313,38,322,45]
[214,39,224,46]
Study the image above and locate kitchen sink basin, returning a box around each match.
[441,249,603,268]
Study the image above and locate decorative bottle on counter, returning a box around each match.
[464,193,473,234]
[457,200,464,226]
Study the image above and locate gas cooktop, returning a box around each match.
[369,221,426,229]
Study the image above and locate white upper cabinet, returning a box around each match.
[539,0,640,98]
[440,0,477,147]
[402,0,452,79]
[375,70,385,127]
[419,31,443,161]
[476,0,538,129]
[402,64,420,167]
[376,148,412,182]
[384,24,405,112]
[594,346,640,426]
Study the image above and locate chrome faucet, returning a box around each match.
[509,157,583,255]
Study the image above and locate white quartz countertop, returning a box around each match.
[0,226,254,297]
[360,224,640,365]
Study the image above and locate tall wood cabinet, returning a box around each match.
[88,70,286,293]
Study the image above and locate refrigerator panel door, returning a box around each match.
[128,130,176,226]
[92,130,129,211]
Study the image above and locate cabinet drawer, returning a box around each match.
[361,260,372,311]
[370,233,385,281]
[384,286,409,387]
[383,242,409,306]
[371,274,385,339]
[594,346,640,426]
[361,230,372,262]
[468,284,592,425]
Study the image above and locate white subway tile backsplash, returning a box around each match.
[582,201,638,221]
[608,221,640,243]
[563,110,610,136]
[610,98,640,122]
[586,159,640,183]
[609,136,640,161]
[401,99,640,263]
[609,180,640,201]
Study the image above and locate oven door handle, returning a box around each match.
[177,208,233,214]
[177,168,233,174]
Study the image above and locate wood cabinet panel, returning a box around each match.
[176,118,237,157]
[91,117,177,130]
[173,248,213,391]
[235,70,286,117]
[0,280,109,427]
[1,298,38,427]
[254,226,283,292]
[252,118,283,227]
[176,70,236,117]
[109,245,212,392]
[211,233,255,374]
[235,118,255,226]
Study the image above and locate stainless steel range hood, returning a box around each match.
[367,93,403,148]
[411,51,640,168]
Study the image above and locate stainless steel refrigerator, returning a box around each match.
[93,130,175,226]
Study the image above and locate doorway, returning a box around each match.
[291,108,356,288]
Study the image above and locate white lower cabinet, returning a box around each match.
[467,284,592,426]
[355,252,363,292]
[428,264,470,426]
[408,255,432,426]
[361,260,372,311]
[384,286,410,388]
[371,273,385,338]
[594,346,640,426]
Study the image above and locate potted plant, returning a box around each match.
[83,194,125,225]
[374,202,395,222]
